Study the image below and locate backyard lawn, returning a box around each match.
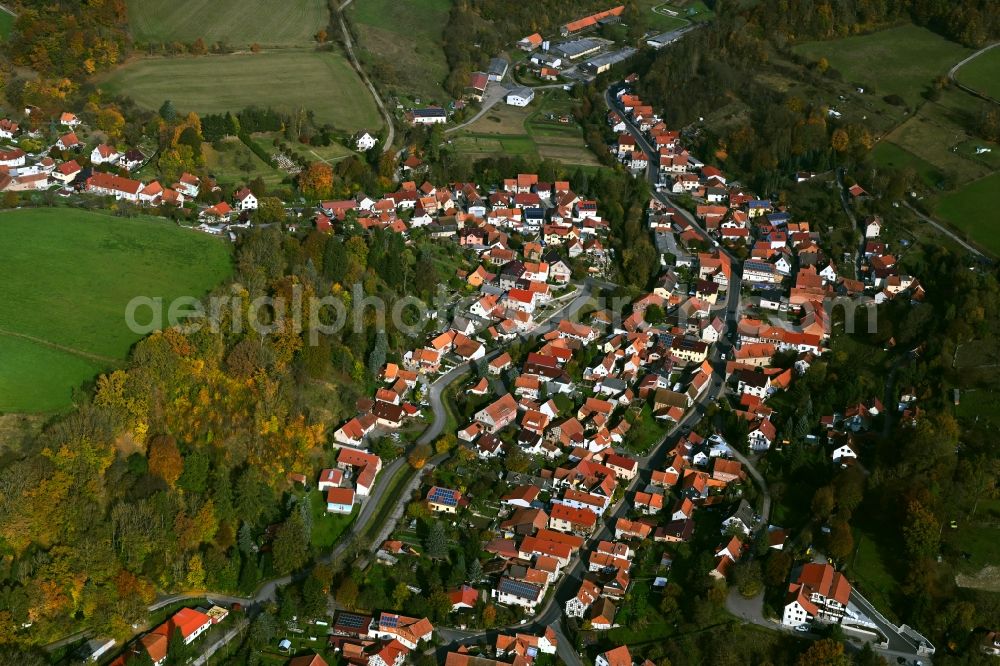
[309,490,360,550]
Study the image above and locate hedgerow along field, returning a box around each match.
[956,45,1000,100]
[101,50,383,132]
[126,0,328,47]
[0,208,232,413]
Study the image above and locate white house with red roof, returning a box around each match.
[90,144,122,165]
[60,112,81,127]
[234,187,258,211]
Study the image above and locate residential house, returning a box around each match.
[782,563,851,627]
[355,131,378,151]
[234,188,258,211]
[90,144,121,165]
[326,487,355,514]
[368,612,434,650]
[427,486,463,514]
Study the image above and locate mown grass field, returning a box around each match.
[349,0,451,102]
[933,172,1000,255]
[793,25,972,107]
[956,45,1000,100]
[102,51,382,132]
[126,0,328,47]
[0,208,232,413]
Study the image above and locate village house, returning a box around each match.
[234,187,258,211]
[782,563,851,627]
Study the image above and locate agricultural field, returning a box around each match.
[450,90,601,167]
[126,0,328,47]
[349,0,451,103]
[0,208,232,413]
[933,172,1000,256]
[793,25,972,108]
[102,51,382,132]
[956,45,1000,100]
[203,137,288,187]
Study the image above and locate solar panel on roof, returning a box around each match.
[380,614,399,628]
[428,488,458,506]
[499,578,541,600]
[336,612,367,629]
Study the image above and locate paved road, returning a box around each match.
[337,0,395,152]
[603,85,737,266]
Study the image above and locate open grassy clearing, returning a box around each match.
[126,0,328,47]
[102,51,381,132]
[655,0,713,23]
[955,387,1000,428]
[0,9,14,40]
[642,1,692,32]
[203,138,287,187]
[849,528,902,623]
[793,25,972,108]
[0,208,232,413]
[933,172,1000,256]
[0,337,105,414]
[349,0,451,103]
[871,140,943,186]
[956,45,1000,100]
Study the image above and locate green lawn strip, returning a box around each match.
[358,463,419,545]
[203,138,286,187]
[848,528,901,624]
[348,0,451,101]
